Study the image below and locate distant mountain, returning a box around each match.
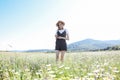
[103,45,120,51]
[68,39,120,51]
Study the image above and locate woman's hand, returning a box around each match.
[57,36,65,39]
[55,35,69,40]
[58,36,69,40]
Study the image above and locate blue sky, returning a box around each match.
[0,0,120,50]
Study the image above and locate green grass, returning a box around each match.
[0,51,120,80]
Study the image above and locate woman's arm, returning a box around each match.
[55,35,58,39]
[56,34,69,40]
[65,29,69,40]
[66,34,69,40]
[55,35,63,39]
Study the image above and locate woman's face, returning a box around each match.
[58,23,64,29]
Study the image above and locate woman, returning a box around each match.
[55,20,69,63]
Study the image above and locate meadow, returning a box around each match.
[0,51,120,80]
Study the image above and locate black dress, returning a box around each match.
[55,30,67,51]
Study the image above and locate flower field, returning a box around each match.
[0,51,120,80]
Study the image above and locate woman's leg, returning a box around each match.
[56,50,60,63]
[61,51,65,62]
